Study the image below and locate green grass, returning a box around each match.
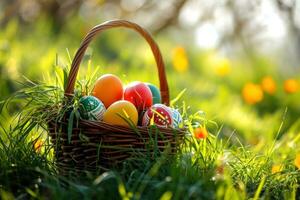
[0,72,299,200]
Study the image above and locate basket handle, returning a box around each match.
[64,20,170,105]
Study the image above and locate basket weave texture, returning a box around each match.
[49,20,186,171]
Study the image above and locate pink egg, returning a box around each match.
[142,104,173,127]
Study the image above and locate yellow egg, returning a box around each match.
[103,100,138,127]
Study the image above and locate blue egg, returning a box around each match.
[171,108,183,128]
[146,83,161,104]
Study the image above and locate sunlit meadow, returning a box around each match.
[1,1,300,199]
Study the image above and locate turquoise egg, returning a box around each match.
[79,96,106,121]
[146,83,161,104]
[171,108,183,128]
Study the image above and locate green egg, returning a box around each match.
[146,83,161,104]
[79,96,106,121]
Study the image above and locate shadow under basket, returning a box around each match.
[48,20,187,173]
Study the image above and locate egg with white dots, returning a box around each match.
[142,104,173,128]
[79,96,106,121]
[170,108,183,128]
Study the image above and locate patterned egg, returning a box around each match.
[146,83,161,104]
[92,74,123,108]
[79,96,106,121]
[142,104,173,127]
[103,100,138,127]
[124,81,153,112]
[171,108,183,128]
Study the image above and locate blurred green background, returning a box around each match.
[1,0,300,147]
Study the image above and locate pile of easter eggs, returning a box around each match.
[79,74,182,128]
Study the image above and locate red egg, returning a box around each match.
[142,104,173,127]
[124,81,153,112]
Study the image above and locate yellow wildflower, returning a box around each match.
[34,139,43,152]
[294,153,300,169]
[261,76,276,94]
[284,79,299,94]
[214,57,231,76]
[242,83,264,104]
[271,164,283,174]
[172,46,188,73]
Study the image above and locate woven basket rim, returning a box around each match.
[49,119,187,134]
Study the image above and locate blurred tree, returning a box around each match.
[1,0,300,68]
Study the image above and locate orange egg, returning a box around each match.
[103,100,138,127]
[92,74,123,108]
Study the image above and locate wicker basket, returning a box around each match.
[48,20,186,172]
